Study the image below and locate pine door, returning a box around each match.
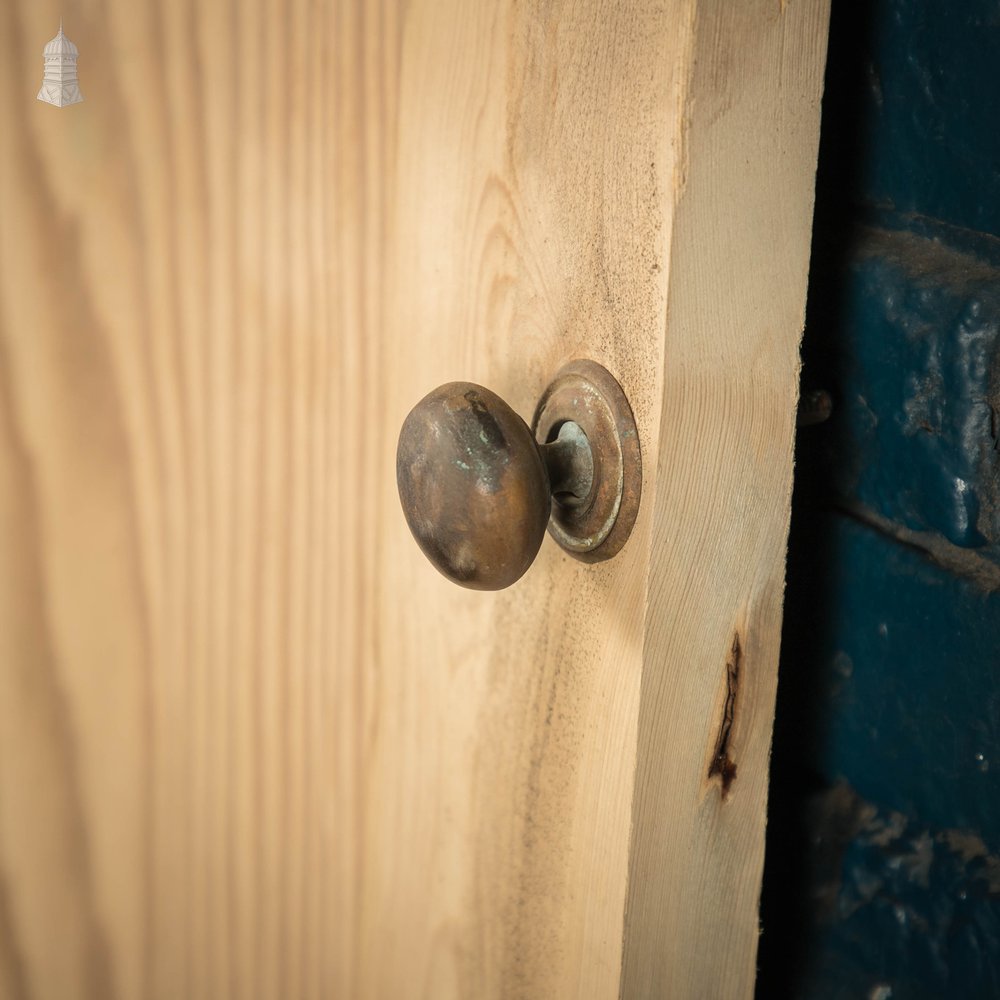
[0,2,829,997]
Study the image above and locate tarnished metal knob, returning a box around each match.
[396,361,642,591]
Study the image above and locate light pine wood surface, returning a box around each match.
[0,1,829,998]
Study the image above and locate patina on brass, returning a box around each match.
[396,362,641,589]
[396,383,551,590]
[533,360,641,562]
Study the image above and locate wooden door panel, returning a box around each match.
[383,3,687,996]
[0,2,829,998]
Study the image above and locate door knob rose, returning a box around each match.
[396,360,641,590]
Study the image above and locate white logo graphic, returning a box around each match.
[37,19,83,108]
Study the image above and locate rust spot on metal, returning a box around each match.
[709,632,741,798]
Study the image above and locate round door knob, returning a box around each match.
[396,360,642,590]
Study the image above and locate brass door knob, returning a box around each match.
[396,360,641,590]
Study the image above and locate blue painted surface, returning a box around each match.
[799,770,1000,1000]
[803,515,1000,833]
[846,4,1000,235]
[757,0,1000,996]
[832,229,1000,554]
[829,226,1000,551]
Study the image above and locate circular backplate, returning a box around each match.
[532,360,641,562]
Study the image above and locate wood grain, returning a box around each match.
[623,3,831,995]
[0,1,828,998]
